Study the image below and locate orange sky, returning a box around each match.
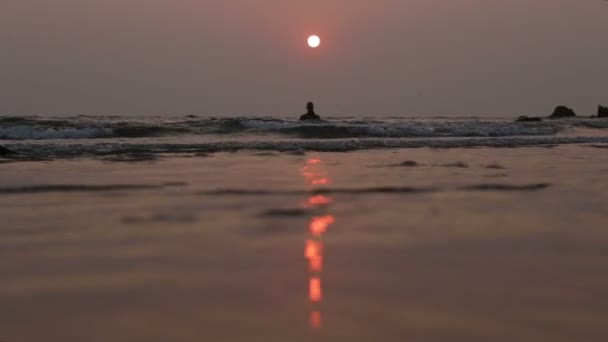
[1,0,606,116]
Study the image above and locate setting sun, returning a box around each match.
[307,35,321,48]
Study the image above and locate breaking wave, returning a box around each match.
[2,115,608,157]
[3,115,600,140]
[4,136,608,158]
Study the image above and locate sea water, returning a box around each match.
[1,116,607,341]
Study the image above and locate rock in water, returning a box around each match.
[598,105,608,118]
[549,106,576,118]
[516,116,542,122]
[0,145,17,155]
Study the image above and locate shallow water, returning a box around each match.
[1,146,607,341]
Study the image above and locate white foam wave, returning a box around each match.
[0,126,113,140]
[2,116,608,141]
[5,135,608,157]
[239,119,560,138]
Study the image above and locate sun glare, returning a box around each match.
[307,35,321,48]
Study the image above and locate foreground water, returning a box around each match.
[1,145,607,341]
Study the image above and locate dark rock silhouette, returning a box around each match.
[516,116,542,122]
[598,105,608,118]
[549,106,576,118]
[300,102,321,121]
[0,145,17,156]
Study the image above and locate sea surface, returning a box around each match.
[2,115,608,157]
[1,116,608,341]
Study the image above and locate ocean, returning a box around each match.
[1,115,608,341]
[2,115,608,156]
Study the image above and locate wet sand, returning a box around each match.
[1,146,607,341]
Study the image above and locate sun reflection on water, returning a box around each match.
[308,195,332,206]
[301,157,335,331]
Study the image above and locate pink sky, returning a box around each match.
[1,0,606,116]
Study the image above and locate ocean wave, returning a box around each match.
[462,183,550,191]
[238,118,560,138]
[4,135,608,158]
[2,116,608,141]
[0,117,196,140]
[0,126,114,140]
[0,117,275,140]
[0,184,164,194]
[201,183,549,196]
[0,116,575,140]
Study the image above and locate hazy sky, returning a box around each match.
[1,0,606,117]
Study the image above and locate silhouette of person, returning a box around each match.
[300,102,321,121]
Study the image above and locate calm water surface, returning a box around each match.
[1,147,607,341]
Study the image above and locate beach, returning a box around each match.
[1,128,608,341]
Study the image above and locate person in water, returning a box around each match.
[300,102,321,121]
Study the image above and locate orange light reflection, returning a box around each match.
[308,195,332,206]
[309,277,322,302]
[302,157,334,331]
[312,178,329,185]
[310,311,322,330]
[305,240,323,259]
[310,215,335,236]
[309,255,323,273]
[305,240,324,273]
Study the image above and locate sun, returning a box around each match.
[307,35,321,48]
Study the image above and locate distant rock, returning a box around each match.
[516,116,542,122]
[598,105,608,118]
[549,106,576,118]
[0,145,17,156]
